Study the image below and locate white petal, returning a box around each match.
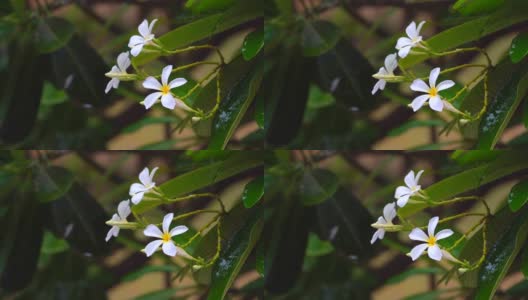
[105,226,119,242]
[384,53,398,73]
[105,79,116,94]
[396,37,412,50]
[429,96,444,112]
[428,216,439,237]
[130,183,147,195]
[130,44,144,57]
[148,19,158,33]
[416,21,426,36]
[117,200,131,219]
[169,78,187,89]
[410,79,430,93]
[162,241,178,256]
[144,92,163,109]
[139,167,151,185]
[395,186,411,198]
[429,67,440,88]
[138,19,150,37]
[398,45,412,58]
[435,229,454,241]
[414,170,424,185]
[409,243,428,261]
[396,194,410,207]
[404,170,416,188]
[162,213,174,233]
[427,244,442,261]
[170,225,188,237]
[144,240,163,257]
[371,229,384,244]
[436,80,455,91]
[405,21,417,39]
[383,202,397,223]
[143,77,162,91]
[372,80,385,95]
[410,94,430,112]
[149,167,158,181]
[128,35,144,48]
[409,228,429,242]
[131,192,144,204]
[117,52,130,72]
[161,65,173,86]
[374,216,386,225]
[161,94,176,109]
[144,224,163,238]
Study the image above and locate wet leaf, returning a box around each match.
[242,176,264,208]
[510,31,528,63]
[507,179,528,212]
[242,28,264,61]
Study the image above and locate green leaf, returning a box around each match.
[207,212,263,300]
[41,231,69,254]
[300,168,339,206]
[208,63,263,150]
[242,28,264,61]
[476,61,528,149]
[185,0,237,13]
[254,90,264,129]
[388,120,445,137]
[35,17,75,54]
[135,288,184,300]
[242,176,264,208]
[453,0,505,16]
[122,116,181,134]
[386,268,442,285]
[307,84,335,109]
[302,20,340,57]
[306,232,334,257]
[122,265,181,282]
[135,1,263,66]
[34,166,74,203]
[508,180,528,212]
[475,206,528,299]
[451,150,500,165]
[522,246,528,278]
[510,31,528,63]
[133,152,263,213]
[41,81,67,106]
[399,1,528,68]
[399,151,528,217]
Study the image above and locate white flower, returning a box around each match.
[409,67,455,112]
[105,52,131,94]
[142,65,190,110]
[143,213,189,257]
[129,167,158,204]
[371,202,397,244]
[128,19,158,57]
[396,21,425,58]
[395,170,424,207]
[372,53,398,95]
[408,216,453,261]
[105,200,131,242]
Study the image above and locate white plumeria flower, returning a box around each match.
[142,65,190,110]
[395,170,424,207]
[371,202,397,244]
[105,52,131,94]
[105,200,131,242]
[396,21,426,58]
[372,53,398,95]
[128,19,158,57]
[129,167,158,204]
[408,216,453,261]
[143,213,189,257]
[409,67,455,112]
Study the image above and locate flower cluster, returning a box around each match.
[105,167,189,258]
[371,170,455,262]
[371,21,457,113]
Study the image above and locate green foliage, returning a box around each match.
[242,176,264,208]
[510,31,528,63]
[507,180,528,212]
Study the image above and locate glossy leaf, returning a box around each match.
[510,31,528,63]
[35,17,74,54]
[508,180,528,212]
[207,212,263,300]
[242,176,264,208]
[242,28,264,61]
[208,62,263,150]
[34,166,74,203]
[299,168,339,206]
[475,206,528,299]
[302,20,340,57]
[452,0,505,16]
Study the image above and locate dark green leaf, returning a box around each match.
[41,81,67,106]
[388,120,445,137]
[135,288,183,300]
[510,31,528,63]
[122,265,181,282]
[208,62,264,150]
[522,246,528,278]
[41,231,69,254]
[300,168,339,206]
[122,116,181,134]
[451,150,500,165]
[302,20,340,57]
[508,180,528,212]
[306,232,334,257]
[35,17,74,54]
[386,268,442,285]
[185,0,237,13]
[506,280,528,296]
[34,166,74,203]
[207,212,263,300]
[242,176,264,208]
[255,90,264,129]
[242,28,264,61]
[453,0,505,16]
[307,84,335,109]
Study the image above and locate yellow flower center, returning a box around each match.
[429,87,438,97]
[161,84,170,95]
[427,236,436,246]
[162,232,171,243]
